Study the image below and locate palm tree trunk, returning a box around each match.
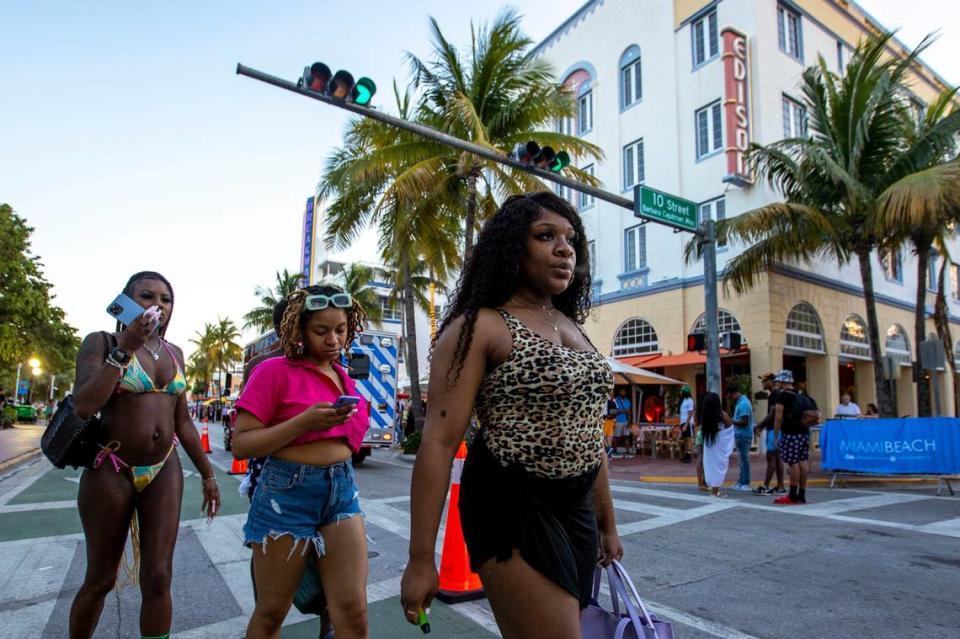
[933,256,956,415]
[914,245,931,416]
[857,248,896,416]
[401,255,424,432]
[464,172,478,261]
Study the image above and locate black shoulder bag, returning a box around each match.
[40,333,111,469]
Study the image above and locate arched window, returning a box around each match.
[620,45,642,109]
[953,342,960,369]
[785,302,825,353]
[840,315,871,360]
[692,309,743,337]
[612,318,660,357]
[885,324,911,365]
[561,66,593,135]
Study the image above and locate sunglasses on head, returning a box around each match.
[303,293,353,311]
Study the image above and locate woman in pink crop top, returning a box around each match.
[233,284,370,638]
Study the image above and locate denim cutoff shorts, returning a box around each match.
[243,456,363,557]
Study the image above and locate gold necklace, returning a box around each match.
[510,298,560,332]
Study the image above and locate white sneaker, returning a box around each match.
[732,484,751,491]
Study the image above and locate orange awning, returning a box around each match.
[622,347,749,369]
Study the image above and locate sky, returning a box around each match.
[1,0,958,362]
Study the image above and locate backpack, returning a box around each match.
[785,391,818,428]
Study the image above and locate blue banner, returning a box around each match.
[820,418,960,475]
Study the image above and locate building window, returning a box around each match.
[587,240,596,279]
[692,10,719,68]
[553,181,572,203]
[577,89,593,134]
[836,41,845,73]
[622,139,645,190]
[579,165,595,209]
[880,247,903,283]
[952,263,960,301]
[695,100,722,158]
[778,3,803,60]
[785,302,825,353]
[782,95,807,138]
[885,324,911,365]
[840,315,871,360]
[624,224,646,272]
[380,296,402,322]
[612,318,660,356]
[698,197,727,249]
[693,310,743,337]
[620,46,642,108]
[556,116,574,136]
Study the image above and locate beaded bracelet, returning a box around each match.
[202,476,218,483]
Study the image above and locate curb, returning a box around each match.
[0,448,43,476]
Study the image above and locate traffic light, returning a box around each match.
[510,140,571,173]
[224,373,233,392]
[687,332,705,352]
[298,62,377,106]
[721,332,742,352]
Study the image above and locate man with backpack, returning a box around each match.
[772,369,819,505]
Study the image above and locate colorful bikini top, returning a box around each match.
[115,341,187,395]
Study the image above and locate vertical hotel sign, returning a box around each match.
[301,196,315,285]
[721,28,752,186]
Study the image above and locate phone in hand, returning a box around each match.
[332,395,361,410]
[106,293,146,327]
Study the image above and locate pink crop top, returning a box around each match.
[235,357,369,453]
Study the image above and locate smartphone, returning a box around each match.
[106,293,146,327]
[332,395,361,410]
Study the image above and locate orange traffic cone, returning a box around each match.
[228,456,248,475]
[436,441,485,603]
[200,422,212,454]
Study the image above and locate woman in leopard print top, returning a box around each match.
[401,192,623,638]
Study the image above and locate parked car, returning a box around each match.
[14,404,38,424]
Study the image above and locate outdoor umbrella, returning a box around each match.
[605,358,685,386]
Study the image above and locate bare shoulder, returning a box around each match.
[167,341,185,366]
[434,308,511,364]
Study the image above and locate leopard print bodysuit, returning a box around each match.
[474,310,615,479]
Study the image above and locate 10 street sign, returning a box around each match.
[635,185,698,232]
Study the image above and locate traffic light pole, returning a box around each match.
[237,62,721,394]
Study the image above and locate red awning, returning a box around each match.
[622,347,749,369]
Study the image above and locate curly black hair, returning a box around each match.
[436,191,592,383]
[116,271,174,337]
[280,284,366,359]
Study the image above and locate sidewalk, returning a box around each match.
[0,424,44,472]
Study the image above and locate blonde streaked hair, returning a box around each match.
[279,285,366,359]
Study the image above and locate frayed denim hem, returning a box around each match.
[245,531,326,559]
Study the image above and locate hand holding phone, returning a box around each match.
[332,395,361,410]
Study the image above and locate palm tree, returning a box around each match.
[875,91,960,415]
[210,318,243,396]
[243,269,304,333]
[332,263,386,327]
[688,32,960,417]
[318,87,461,432]
[188,325,216,396]
[405,8,604,257]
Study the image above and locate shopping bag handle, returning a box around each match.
[609,560,659,639]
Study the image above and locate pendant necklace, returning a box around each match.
[511,298,560,332]
[144,339,163,361]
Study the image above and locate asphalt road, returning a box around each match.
[0,426,957,638]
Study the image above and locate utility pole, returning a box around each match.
[237,63,722,393]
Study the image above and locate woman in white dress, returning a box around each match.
[700,391,734,497]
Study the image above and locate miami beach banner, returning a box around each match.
[820,418,960,475]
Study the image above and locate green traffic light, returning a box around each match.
[549,151,571,172]
[352,77,377,106]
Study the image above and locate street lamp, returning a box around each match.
[13,357,42,404]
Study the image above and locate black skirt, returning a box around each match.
[459,432,600,608]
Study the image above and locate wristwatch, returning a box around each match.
[110,347,131,365]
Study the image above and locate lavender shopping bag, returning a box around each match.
[581,560,674,639]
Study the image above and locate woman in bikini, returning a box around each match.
[401,192,623,638]
[70,271,219,639]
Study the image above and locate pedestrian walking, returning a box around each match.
[612,387,633,458]
[679,386,695,463]
[603,394,617,458]
[700,392,735,497]
[232,284,370,638]
[753,373,786,495]
[772,369,819,505]
[727,384,754,491]
[401,192,622,638]
[69,271,220,639]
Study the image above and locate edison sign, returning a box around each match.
[722,28,752,186]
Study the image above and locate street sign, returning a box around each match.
[635,185,698,232]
